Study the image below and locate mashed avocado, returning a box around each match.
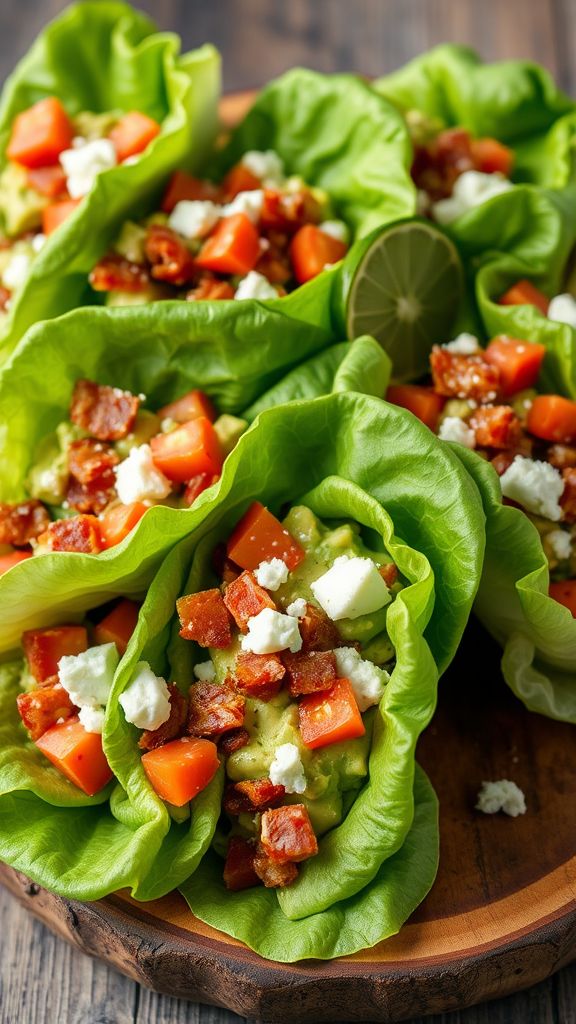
[0,163,47,236]
[28,421,84,505]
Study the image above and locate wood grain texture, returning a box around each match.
[1,1,576,1022]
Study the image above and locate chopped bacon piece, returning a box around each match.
[260,804,318,863]
[70,379,140,441]
[253,843,298,887]
[561,468,576,523]
[379,563,398,587]
[283,649,337,697]
[548,444,576,470]
[223,836,260,891]
[299,602,342,652]
[470,405,522,450]
[145,224,195,285]
[430,347,500,404]
[255,235,292,284]
[412,128,474,201]
[65,478,115,515]
[138,683,188,751]
[223,777,286,816]
[45,515,103,554]
[17,683,75,741]
[22,625,88,683]
[260,189,322,234]
[66,438,119,514]
[223,571,276,631]
[218,727,250,756]
[188,681,245,737]
[186,276,235,301]
[0,500,50,547]
[176,589,232,648]
[89,253,151,293]
[233,651,285,699]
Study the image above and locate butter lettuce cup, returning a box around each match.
[0,1,220,359]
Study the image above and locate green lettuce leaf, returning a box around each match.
[0,1,220,359]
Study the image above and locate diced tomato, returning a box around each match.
[223,778,285,816]
[218,727,250,756]
[150,417,222,483]
[187,681,245,737]
[222,163,262,199]
[223,836,259,891]
[549,579,576,616]
[89,253,151,293]
[46,515,103,554]
[139,683,188,751]
[298,602,342,652]
[298,678,365,750]
[498,279,550,316]
[0,500,50,547]
[227,502,305,572]
[196,213,260,276]
[93,599,140,655]
[223,570,276,631]
[484,336,546,398]
[42,198,82,235]
[379,563,398,588]
[260,189,323,234]
[183,473,219,506]
[470,405,522,450]
[109,111,160,163]
[17,683,75,741]
[471,137,514,176]
[260,804,318,863]
[141,736,220,806]
[27,164,67,198]
[560,467,576,523]
[161,170,219,213]
[177,589,232,648]
[145,224,196,285]
[527,395,576,444]
[386,384,445,431]
[233,651,285,699]
[7,97,74,168]
[70,379,140,441]
[0,550,32,575]
[157,389,216,424]
[283,649,337,697]
[99,502,147,549]
[22,625,88,683]
[430,346,500,404]
[35,716,113,795]
[290,224,347,284]
[187,277,236,301]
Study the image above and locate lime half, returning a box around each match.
[344,218,463,382]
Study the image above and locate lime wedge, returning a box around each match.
[343,218,463,382]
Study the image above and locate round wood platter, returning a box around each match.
[2,93,576,1021]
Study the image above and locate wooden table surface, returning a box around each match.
[1,2,576,1022]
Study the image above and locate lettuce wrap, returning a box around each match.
[0,1,220,359]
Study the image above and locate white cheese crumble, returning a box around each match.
[58,643,119,708]
[500,455,564,521]
[60,138,117,198]
[334,647,389,711]
[223,189,264,224]
[269,742,307,794]
[78,705,105,734]
[168,199,221,239]
[286,597,307,618]
[254,557,289,591]
[241,149,285,186]
[114,444,172,505]
[194,660,216,682]
[547,528,572,561]
[432,170,513,225]
[319,219,349,244]
[241,608,302,654]
[2,251,32,291]
[234,270,278,301]
[438,416,477,448]
[548,293,576,329]
[443,332,480,355]
[476,779,526,817]
[310,556,391,621]
[118,661,171,731]
[31,232,47,253]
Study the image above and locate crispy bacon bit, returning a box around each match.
[145,224,195,285]
[89,253,151,293]
[218,727,250,756]
[253,843,298,887]
[299,602,342,652]
[491,452,515,477]
[188,681,245,737]
[561,467,576,523]
[186,276,235,301]
[430,347,500,404]
[260,189,322,234]
[233,652,285,700]
[223,571,276,631]
[177,589,233,648]
[0,500,50,547]
[412,128,475,201]
[256,232,292,284]
[223,836,260,891]
[283,649,337,697]
[379,563,398,587]
[223,777,286,816]
[66,438,119,514]
[138,683,188,751]
[65,478,115,515]
[260,804,318,864]
[70,379,140,441]
[45,515,103,554]
[470,405,522,450]
[548,444,576,470]
[22,625,88,683]
[17,683,75,741]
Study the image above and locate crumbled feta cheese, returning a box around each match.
[334,647,389,711]
[234,270,278,301]
[500,455,564,521]
[2,251,32,291]
[547,528,572,561]
[223,189,264,224]
[168,200,221,239]
[60,138,117,198]
[320,219,349,244]
[78,705,105,734]
[433,170,513,225]
[310,556,391,621]
[114,444,172,505]
[58,643,119,708]
[286,598,307,618]
[31,233,47,253]
[476,779,526,817]
[194,660,216,682]
[548,293,576,329]
[443,332,480,355]
[241,608,302,654]
[438,416,476,449]
[254,558,289,591]
[269,742,307,794]
[241,149,285,186]
[118,661,171,731]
